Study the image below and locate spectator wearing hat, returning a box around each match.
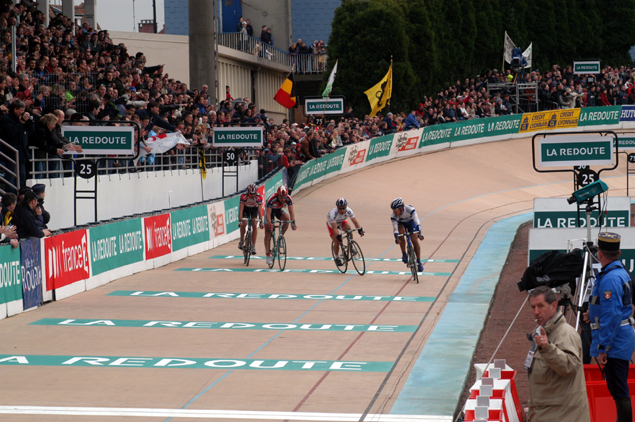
[383,112,397,132]
[13,190,51,238]
[585,232,635,422]
[31,183,50,228]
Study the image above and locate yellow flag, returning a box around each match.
[365,62,392,118]
[198,148,207,180]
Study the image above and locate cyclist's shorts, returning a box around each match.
[242,206,259,219]
[271,208,289,221]
[398,219,418,234]
[326,220,348,237]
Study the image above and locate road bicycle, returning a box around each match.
[398,230,421,283]
[332,228,366,276]
[268,218,294,271]
[240,217,260,266]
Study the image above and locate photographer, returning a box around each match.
[527,286,590,422]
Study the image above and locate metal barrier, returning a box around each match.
[27,145,282,179]
[217,33,327,74]
[0,137,19,195]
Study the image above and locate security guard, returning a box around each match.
[589,232,635,422]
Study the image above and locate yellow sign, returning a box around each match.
[519,108,580,133]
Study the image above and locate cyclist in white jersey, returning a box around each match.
[327,197,365,266]
[390,197,424,272]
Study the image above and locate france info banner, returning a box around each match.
[170,206,210,251]
[144,214,172,260]
[20,238,42,310]
[90,219,144,276]
[45,230,90,291]
[0,244,22,306]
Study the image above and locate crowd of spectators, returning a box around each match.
[2,0,635,242]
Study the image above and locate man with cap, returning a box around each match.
[588,232,635,422]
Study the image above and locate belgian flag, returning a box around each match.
[274,72,296,109]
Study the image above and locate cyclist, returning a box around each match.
[238,183,263,255]
[327,197,364,266]
[264,185,297,265]
[390,197,424,272]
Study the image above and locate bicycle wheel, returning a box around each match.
[277,236,287,271]
[243,229,252,266]
[331,240,348,273]
[267,234,276,269]
[408,243,419,284]
[350,240,366,276]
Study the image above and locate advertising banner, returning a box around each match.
[305,98,345,115]
[170,206,210,251]
[419,115,522,147]
[0,244,22,306]
[343,140,370,169]
[20,238,42,310]
[620,105,635,122]
[538,134,613,167]
[45,230,90,291]
[533,197,630,228]
[264,170,284,202]
[224,196,241,234]
[61,126,135,155]
[519,109,580,133]
[207,202,226,239]
[393,130,421,155]
[366,134,395,162]
[144,214,172,260]
[89,219,144,275]
[294,146,346,190]
[212,127,263,148]
[578,106,621,127]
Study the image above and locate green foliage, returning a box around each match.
[326,0,635,113]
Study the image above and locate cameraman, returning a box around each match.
[527,286,590,422]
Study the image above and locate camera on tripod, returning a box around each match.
[567,179,609,205]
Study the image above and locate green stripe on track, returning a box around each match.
[176,267,451,276]
[210,255,460,263]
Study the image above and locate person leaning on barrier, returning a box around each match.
[586,232,635,422]
[526,286,590,422]
[12,190,51,238]
[0,193,18,248]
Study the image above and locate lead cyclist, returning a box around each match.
[390,197,424,272]
[327,197,365,266]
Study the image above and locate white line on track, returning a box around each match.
[0,405,452,421]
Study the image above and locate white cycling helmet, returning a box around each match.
[390,197,404,210]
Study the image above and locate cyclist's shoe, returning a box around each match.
[251,246,257,255]
[266,253,274,266]
[402,252,408,264]
[238,239,244,250]
[417,260,424,272]
[334,257,343,266]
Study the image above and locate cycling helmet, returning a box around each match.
[390,197,404,210]
[246,184,257,194]
[335,197,347,208]
[277,185,288,199]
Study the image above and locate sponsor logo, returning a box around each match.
[397,134,418,151]
[144,214,171,260]
[45,230,90,291]
[347,146,366,165]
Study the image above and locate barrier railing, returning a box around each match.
[0,137,19,195]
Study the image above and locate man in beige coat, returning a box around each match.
[527,286,590,422]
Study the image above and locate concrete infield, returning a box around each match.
[0,136,629,421]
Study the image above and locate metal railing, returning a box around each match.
[28,145,283,180]
[217,33,327,74]
[0,138,19,195]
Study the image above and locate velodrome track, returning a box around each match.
[0,135,629,421]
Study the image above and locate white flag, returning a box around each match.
[322,59,338,98]
[522,43,532,68]
[504,31,516,64]
[138,131,189,161]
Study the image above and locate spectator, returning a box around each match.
[245,19,253,37]
[31,183,50,228]
[13,190,51,238]
[0,100,34,191]
[30,113,65,178]
[260,25,271,45]
[404,110,420,130]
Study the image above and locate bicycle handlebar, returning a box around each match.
[398,230,420,237]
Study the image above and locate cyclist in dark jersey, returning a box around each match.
[238,183,263,255]
[264,185,296,265]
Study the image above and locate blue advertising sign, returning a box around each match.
[20,238,42,310]
[620,105,635,121]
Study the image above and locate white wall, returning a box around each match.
[31,162,257,231]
